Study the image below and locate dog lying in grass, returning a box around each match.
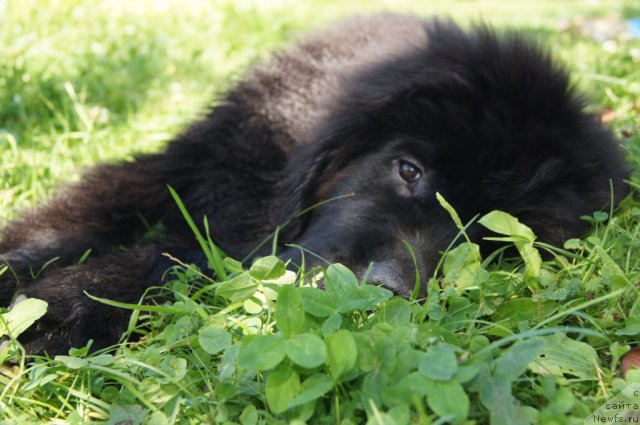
[0,14,628,354]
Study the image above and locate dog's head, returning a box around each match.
[278,21,629,295]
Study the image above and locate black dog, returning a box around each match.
[0,15,628,354]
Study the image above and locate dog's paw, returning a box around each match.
[0,294,54,356]
[15,275,130,356]
[6,288,87,356]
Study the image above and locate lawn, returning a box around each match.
[1,0,640,423]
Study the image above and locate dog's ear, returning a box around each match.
[275,130,357,238]
[274,102,380,240]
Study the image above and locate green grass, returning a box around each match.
[1,0,640,423]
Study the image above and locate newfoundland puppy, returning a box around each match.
[0,15,628,354]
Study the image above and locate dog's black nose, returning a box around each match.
[366,261,411,296]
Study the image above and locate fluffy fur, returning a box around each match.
[0,15,628,354]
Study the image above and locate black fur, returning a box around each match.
[0,15,628,354]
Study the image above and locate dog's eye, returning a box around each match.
[398,160,421,183]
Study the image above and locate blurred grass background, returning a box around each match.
[1,0,639,220]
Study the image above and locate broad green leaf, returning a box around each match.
[215,382,238,402]
[387,404,410,425]
[609,341,630,370]
[265,363,300,414]
[496,337,547,381]
[286,333,327,368]
[322,312,342,336]
[350,284,393,312]
[478,376,522,425]
[373,298,412,326]
[593,211,609,222]
[216,271,258,302]
[395,345,423,376]
[468,335,491,353]
[263,270,297,286]
[288,374,334,408]
[419,344,458,381]
[250,256,286,281]
[326,330,357,379]
[243,297,263,314]
[362,371,387,408]
[492,299,558,327]
[478,210,536,241]
[300,287,336,317]
[453,365,480,383]
[618,317,640,336]
[238,335,287,371]
[89,354,115,366]
[375,336,398,374]
[219,344,239,380]
[224,257,244,274]
[629,296,640,318]
[619,298,640,335]
[520,241,542,279]
[546,387,575,416]
[563,238,581,250]
[69,342,92,357]
[198,325,232,354]
[300,266,392,317]
[365,411,396,425]
[426,379,469,423]
[383,372,430,405]
[108,404,148,425]
[324,264,361,304]
[239,405,258,425]
[164,357,188,380]
[0,298,48,338]
[325,263,359,287]
[442,242,483,290]
[325,263,393,313]
[366,411,396,425]
[290,401,316,423]
[274,285,305,338]
[354,333,377,372]
[529,333,599,379]
[55,355,89,369]
[22,372,57,391]
[478,211,541,278]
